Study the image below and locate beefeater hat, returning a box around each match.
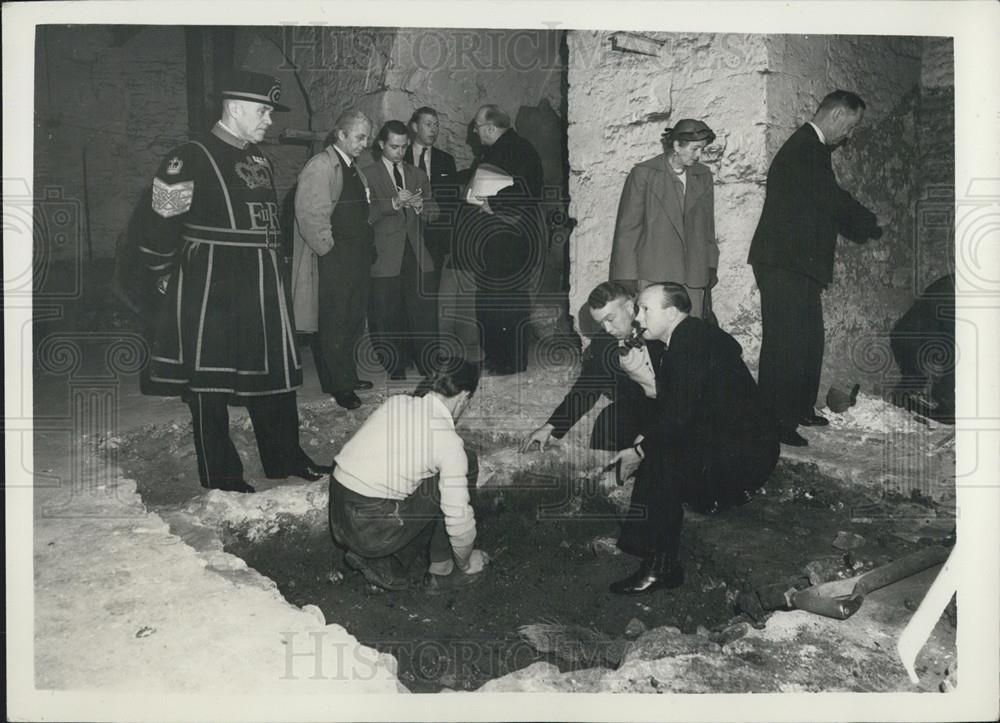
[219,70,291,112]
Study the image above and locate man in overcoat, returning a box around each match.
[140,70,327,492]
[291,109,375,410]
[748,90,883,446]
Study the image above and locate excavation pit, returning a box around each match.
[117,405,955,693]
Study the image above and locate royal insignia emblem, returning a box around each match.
[152,178,194,218]
[166,157,183,175]
[235,159,272,190]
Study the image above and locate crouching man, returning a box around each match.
[520,281,658,454]
[609,284,780,595]
[329,357,489,592]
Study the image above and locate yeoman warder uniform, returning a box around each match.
[139,71,327,492]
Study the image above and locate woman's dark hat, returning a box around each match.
[662,118,716,145]
[219,70,290,112]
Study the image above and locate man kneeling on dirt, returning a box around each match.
[329,357,489,592]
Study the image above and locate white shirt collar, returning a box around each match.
[807,121,827,145]
[331,144,353,167]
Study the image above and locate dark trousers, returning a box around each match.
[187,391,305,489]
[318,243,370,394]
[589,401,651,452]
[328,450,479,568]
[368,242,439,376]
[618,434,778,561]
[476,288,531,372]
[754,264,825,431]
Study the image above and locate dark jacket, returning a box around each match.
[453,128,546,276]
[404,144,459,265]
[545,334,659,438]
[748,124,879,287]
[642,316,778,508]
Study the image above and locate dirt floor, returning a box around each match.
[26,261,964,700]
[115,402,956,694]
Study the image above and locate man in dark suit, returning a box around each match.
[607,283,779,595]
[459,104,547,375]
[404,107,459,275]
[367,120,439,380]
[748,90,883,447]
[520,281,658,453]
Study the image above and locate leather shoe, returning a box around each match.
[333,391,362,409]
[799,411,829,427]
[345,551,409,591]
[779,429,809,447]
[609,555,684,595]
[352,379,374,390]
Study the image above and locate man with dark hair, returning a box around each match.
[456,104,546,375]
[329,357,489,592]
[292,109,375,410]
[748,90,883,446]
[367,120,439,380]
[405,107,459,274]
[607,283,779,594]
[140,70,327,493]
[521,281,658,453]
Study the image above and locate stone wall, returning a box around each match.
[33,26,189,263]
[566,31,770,338]
[34,25,564,265]
[565,33,947,400]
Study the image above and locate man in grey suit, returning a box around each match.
[367,120,439,379]
[610,119,719,319]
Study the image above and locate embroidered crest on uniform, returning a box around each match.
[166,157,183,175]
[152,178,194,218]
[235,159,272,190]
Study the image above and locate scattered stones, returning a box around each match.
[624,618,646,638]
[326,570,345,584]
[804,557,847,585]
[588,535,621,556]
[621,626,719,664]
[710,622,750,647]
[832,530,866,550]
[134,626,156,638]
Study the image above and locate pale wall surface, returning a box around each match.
[566,31,770,347]
[566,32,942,399]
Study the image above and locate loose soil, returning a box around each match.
[118,417,954,693]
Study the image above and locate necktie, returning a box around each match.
[418,148,428,174]
[393,162,404,190]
